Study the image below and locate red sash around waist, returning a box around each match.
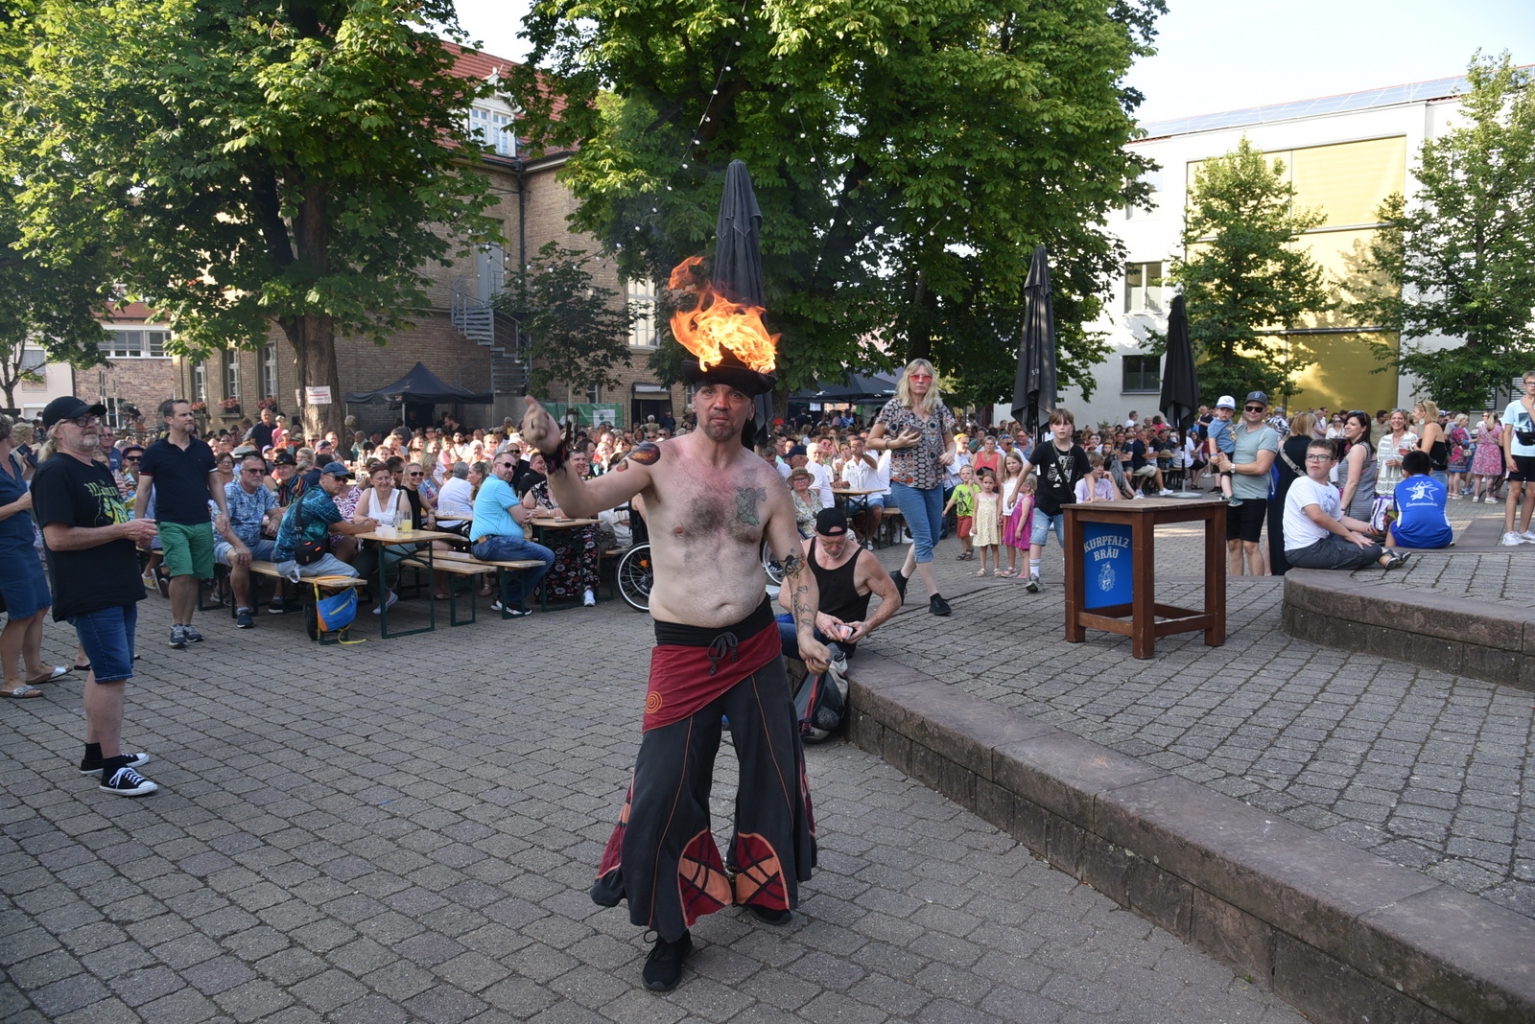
[643,616,780,732]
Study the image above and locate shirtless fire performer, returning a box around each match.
[521,352,831,993]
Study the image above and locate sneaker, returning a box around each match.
[235,609,255,629]
[491,600,531,617]
[180,625,204,644]
[1501,532,1524,546]
[80,751,150,776]
[929,594,950,617]
[642,932,693,992]
[1159,489,1175,496]
[371,591,398,615]
[1227,498,1243,507]
[155,572,170,599]
[746,905,792,926]
[891,571,908,603]
[99,762,158,797]
[583,588,596,607]
[268,599,286,614]
[1522,531,1535,544]
[1024,575,1040,593]
[168,624,186,649]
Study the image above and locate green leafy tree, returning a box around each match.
[1166,138,1331,404]
[2,0,498,437]
[1349,54,1535,412]
[497,242,636,399]
[508,0,1163,405]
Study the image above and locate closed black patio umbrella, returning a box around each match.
[1158,294,1199,434]
[712,160,774,445]
[1010,246,1057,443]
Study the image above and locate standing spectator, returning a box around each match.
[216,453,282,628]
[1019,408,1089,592]
[1470,411,1503,503]
[250,406,277,451]
[32,397,160,794]
[1214,392,1280,576]
[1375,409,1417,500]
[135,399,229,649]
[1445,414,1472,498]
[1413,400,1449,486]
[1337,411,1380,523]
[1,415,66,698]
[1501,370,1535,546]
[867,359,958,616]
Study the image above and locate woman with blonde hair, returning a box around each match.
[1414,400,1448,486]
[867,358,957,616]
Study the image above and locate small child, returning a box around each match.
[970,469,1002,576]
[1000,457,1034,577]
[1074,452,1118,503]
[942,465,979,560]
[1206,397,1240,506]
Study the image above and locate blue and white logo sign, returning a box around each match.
[1083,522,1133,609]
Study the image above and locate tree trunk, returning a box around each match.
[285,179,345,441]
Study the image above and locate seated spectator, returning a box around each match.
[435,461,475,536]
[1387,450,1454,550]
[775,509,901,662]
[789,467,821,535]
[518,451,603,606]
[1283,441,1408,571]
[273,463,374,581]
[1074,453,1117,502]
[469,452,553,617]
[215,453,283,628]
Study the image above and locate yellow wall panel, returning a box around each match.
[1291,137,1406,226]
[1287,332,1398,414]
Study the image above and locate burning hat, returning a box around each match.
[670,256,778,397]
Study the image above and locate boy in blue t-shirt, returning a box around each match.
[1205,396,1238,505]
[1388,450,1453,549]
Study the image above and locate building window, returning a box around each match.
[468,106,515,157]
[1126,168,1163,220]
[100,329,169,359]
[19,348,47,390]
[1122,354,1160,394]
[223,349,240,399]
[586,384,601,404]
[192,361,207,402]
[1124,261,1164,314]
[627,278,657,348]
[259,344,278,399]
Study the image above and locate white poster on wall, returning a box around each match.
[305,386,332,406]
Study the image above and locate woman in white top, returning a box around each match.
[354,464,409,613]
[1375,409,1417,496]
[1500,369,1535,545]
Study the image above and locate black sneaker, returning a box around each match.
[491,600,531,617]
[268,599,286,614]
[236,609,255,629]
[929,594,950,617]
[892,571,908,603]
[80,751,150,776]
[168,625,186,649]
[746,905,792,926]
[1024,575,1040,593]
[181,625,204,644]
[155,572,170,599]
[642,932,692,992]
[100,762,158,797]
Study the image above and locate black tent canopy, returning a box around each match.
[791,373,898,402]
[344,362,492,405]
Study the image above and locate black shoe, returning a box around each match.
[80,751,150,776]
[892,571,908,602]
[99,760,158,797]
[642,932,692,992]
[746,905,792,926]
[929,594,950,616]
[155,572,170,599]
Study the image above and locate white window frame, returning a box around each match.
[223,349,240,399]
[468,105,515,157]
[18,347,47,390]
[100,328,170,359]
[192,360,207,402]
[626,278,658,349]
[1124,261,1165,315]
[260,343,278,399]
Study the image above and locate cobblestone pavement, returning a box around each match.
[0,586,1304,1023]
[873,499,1535,920]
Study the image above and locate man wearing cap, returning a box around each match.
[31,397,161,795]
[267,450,302,506]
[775,508,901,660]
[271,463,370,581]
[1214,391,1280,576]
[134,399,229,649]
[522,348,828,993]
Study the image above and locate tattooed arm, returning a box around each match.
[523,397,650,516]
[764,475,831,673]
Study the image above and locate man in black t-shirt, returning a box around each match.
[249,407,277,451]
[1019,408,1088,593]
[33,397,161,797]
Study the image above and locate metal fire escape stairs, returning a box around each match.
[450,275,530,395]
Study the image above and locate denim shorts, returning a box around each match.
[215,538,276,566]
[70,604,138,683]
[1030,508,1066,548]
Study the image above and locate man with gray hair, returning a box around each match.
[434,461,474,537]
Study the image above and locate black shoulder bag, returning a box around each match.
[292,492,328,566]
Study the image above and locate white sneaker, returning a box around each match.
[583,588,596,607]
[1501,532,1523,546]
[1158,489,1175,496]
[1521,531,1535,543]
[371,591,398,614]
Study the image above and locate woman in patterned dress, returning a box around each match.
[1469,412,1504,502]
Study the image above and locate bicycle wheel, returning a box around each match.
[761,540,785,586]
[617,544,653,611]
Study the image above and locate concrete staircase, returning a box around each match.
[450,276,530,395]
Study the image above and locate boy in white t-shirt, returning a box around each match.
[1284,440,1407,571]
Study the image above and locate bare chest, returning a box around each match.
[646,462,769,549]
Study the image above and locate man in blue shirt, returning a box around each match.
[469,451,554,616]
[1388,450,1453,550]
[216,452,282,628]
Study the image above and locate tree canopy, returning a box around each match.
[1,0,499,436]
[1349,54,1535,412]
[1165,138,1331,404]
[508,0,1164,406]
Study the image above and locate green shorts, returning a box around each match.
[159,520,216,579]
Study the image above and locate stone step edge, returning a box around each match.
[1283,569,1535,690]
[844,651,1535,1024]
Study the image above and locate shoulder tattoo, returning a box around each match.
[735,486,766,525]
[628,442,661,466]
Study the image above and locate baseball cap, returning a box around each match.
[1244,391,1269,408]
[272,451,296,466]
[1215,396,1237,410]
[787,444,807,457]
[815,508,850,536]
[319,462,353,479]
[41,396,107,429]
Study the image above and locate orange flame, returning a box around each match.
[668,256,778,374]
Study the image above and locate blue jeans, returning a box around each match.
[1030,507,1066,549]
[776,613,856,662]
[889,481,944,563]
[70,604,137,683]
[471,535,554,604]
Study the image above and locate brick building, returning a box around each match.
[75,44,683,440]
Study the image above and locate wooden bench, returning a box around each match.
[878,508,905,549]
[430,550,547,619]
[244,562,367,641]
[399,554,494,626]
